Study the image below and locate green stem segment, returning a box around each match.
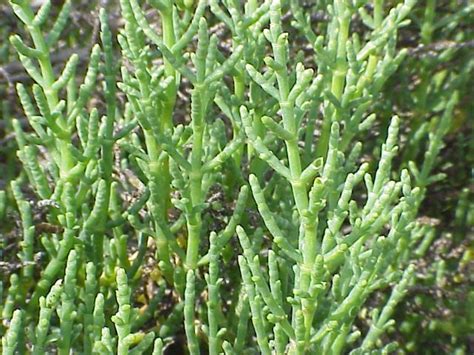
[24,6,74,175]
[269,1,318,349]
[185,86,205,270]
[317,2,350,159]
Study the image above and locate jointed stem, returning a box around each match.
[186,87,205,270]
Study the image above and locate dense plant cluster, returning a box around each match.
[0,0,472,354]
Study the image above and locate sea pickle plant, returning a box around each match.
[0,0,464,354]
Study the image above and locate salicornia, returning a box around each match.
[1,0,472,354]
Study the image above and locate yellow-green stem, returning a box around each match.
[186,89,205,270]
[29,25,74,175]
[317,12,350,159]
[158,8,178,222]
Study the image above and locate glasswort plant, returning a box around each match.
[1,0,471,354]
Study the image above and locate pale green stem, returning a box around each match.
[317,10,350,158]
[27,23,74,175]
[186,87,205,270]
